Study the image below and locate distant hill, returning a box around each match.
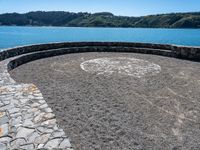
[0,11,200,28]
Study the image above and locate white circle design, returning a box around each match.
[80,57,161,78]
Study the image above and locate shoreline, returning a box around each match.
[1,25,200,29]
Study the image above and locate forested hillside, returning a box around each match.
[0,11,200,28]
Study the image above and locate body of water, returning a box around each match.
[0,26,200,50]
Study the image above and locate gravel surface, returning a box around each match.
[10,52,200,150]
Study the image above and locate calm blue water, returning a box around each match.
[0,26,200,50]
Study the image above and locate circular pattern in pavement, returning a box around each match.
[80,57,161,78]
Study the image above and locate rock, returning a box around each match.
[40,103,48,109]
[41,119,57,126]
[34,110,41,117]
[59,138,71,148]
[10,112,21,118]
[20,143,34,149]
[28,131,40,142]
[34,112,45,123]
[0,136,12,143]
[44,107,53,113]
[52,131,65,137]
[53,125,59,130]
[37,144,44,148]
[0,111,5,117]
[0,124,8,136]
[44,138,62,148]
[31,102,40,108]
[10,126,17,133]
[8,107,20,114]
[34,133,50,144]
[0,143,6,150]
[39,100,46,104]
[3,100,9,105]
[37,126,54,134]
[28,95,35,99]
[30,107,39,113]
[11,116,22,126]
[10,138,26,147]
[23,113,33,119]
[20,98,29,104]
[44,113,55,119]
[0,102,4,107]
[0,116,9,124]
[23,118,34,126]
[0,104,14,111]
[33,93,42,97]
[16,127,35,138]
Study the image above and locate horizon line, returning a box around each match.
[1,10,200,17]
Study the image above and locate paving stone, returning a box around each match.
[0,136,12,143]
[8,107,20,114]
[0,116,9,124]
[10,126,17,133]
[44,138,62,148]
[38,143,44,148]
[44,113,55,120]
[10,138,26,147]
[34,112,45,123]
[52,131,65,137]
[37,127,54,134]
[20,98,29,104]
[11,116,22,126]
[0,124,9,136]
[0,142,6,150]
[0,58,72,149]
[0,111,6,118]
[53,125,59,130]
[33,93,42,97]
[44,107,53,113]
[11,99,19,105]
[59,138,71,148]
[34,110,42,117]
[38,100,46,104]
[0,102,4,107]
[3,101,10,105]
[0,104,14,111]
[20,143,35,149]
[10,112,21,118]
[12,123,22,129]
[28,95,35,99]
[40,104,48,109]
[23,113,33,120]
[16,127,35,138]
[41,119,57,126]
[31,102,40,108]
[28,131,40,142]
[34,133,50,144]
[23,118,34,126]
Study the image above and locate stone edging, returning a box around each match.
[1,42,200,62]
[0,42,200,149]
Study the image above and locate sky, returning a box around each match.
[0,0,200,16]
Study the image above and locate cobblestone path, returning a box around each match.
[0,58,73,149]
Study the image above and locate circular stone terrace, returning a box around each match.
[1,42,200,149]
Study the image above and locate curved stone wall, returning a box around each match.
[0,42,199,71]
[1,42,200,63]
